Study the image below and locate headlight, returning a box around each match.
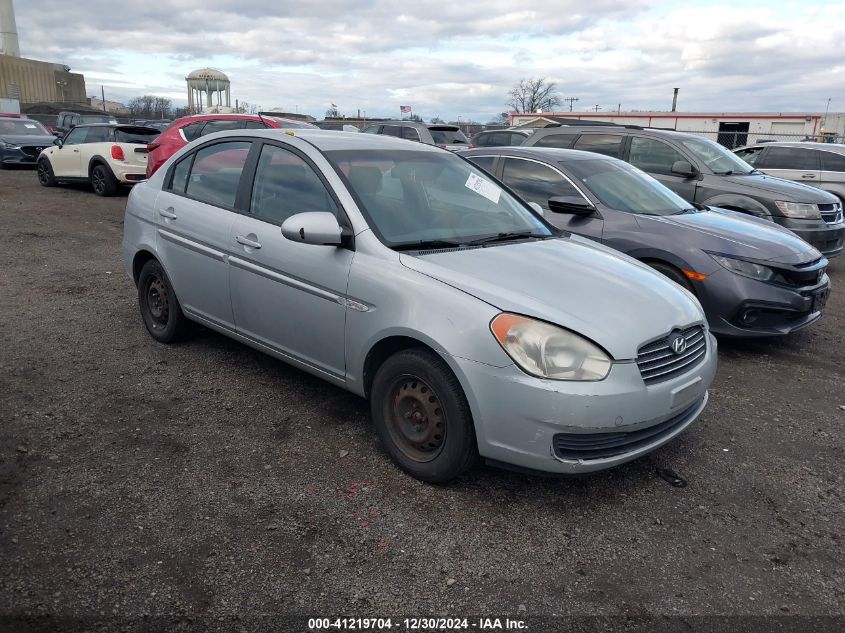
[0,141,20,150]
[774,201,821,219]
[490,313,612,381]
[710,254,776,281]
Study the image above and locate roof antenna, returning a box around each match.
[257,111,268,127]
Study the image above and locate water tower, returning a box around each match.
[186,68,231,113]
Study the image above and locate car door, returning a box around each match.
[819,149,845,201]
[756,145,820,185]
[498,157,604,241]
[154,139,254,330]
[228,141,352,379]
[626,135,698,201]
[78,126,113,176]
[49,126,86,176]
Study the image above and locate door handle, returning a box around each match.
[236,235,262,249]
[158,207,177,220]
[801,174,816,179]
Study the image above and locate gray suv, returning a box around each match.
[734,142,845,206]
[521,127,845,257]
[361,121,469,150]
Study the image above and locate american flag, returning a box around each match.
[400,105,412,114]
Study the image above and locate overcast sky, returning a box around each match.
[13,0,845,121]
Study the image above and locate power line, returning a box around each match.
[563,97,579,112]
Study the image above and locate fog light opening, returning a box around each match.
[740,309,760,326]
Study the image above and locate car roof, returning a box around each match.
[530,125,700,140]
[737,141,845,153]
[70,123,159,131]
[462,146,614,162]
[202,128,444,153]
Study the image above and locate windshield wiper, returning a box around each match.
[464,231,545,246]
[392,238,464,251]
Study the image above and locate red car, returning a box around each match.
[145,114,316,178]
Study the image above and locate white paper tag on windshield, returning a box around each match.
[24,123,37,128]
[465,172,501,204]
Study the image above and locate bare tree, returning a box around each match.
[506,78,561,114]
[127,95,173,119]
[430,116,444,124]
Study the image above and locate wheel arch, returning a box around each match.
[87,155,114,177]
[132,249,158,284]
[361,335,446,399]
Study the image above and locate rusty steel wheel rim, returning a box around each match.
[386,374,446,462]
[146,275,169,329]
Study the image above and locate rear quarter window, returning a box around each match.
[532,133,576,149]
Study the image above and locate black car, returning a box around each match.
[470,128,533,148]
[461,147,830,337]
[53,111,118,136]
[519,126,845,258]
[0,118,56,167]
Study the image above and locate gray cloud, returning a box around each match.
[12,1,845,120]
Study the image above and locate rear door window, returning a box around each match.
[757,146,820,171]
[573,134,624,157]
[501,158,582,209]
[381,125,402,137]
[429,128,469,145]
[181,122,206,142]
[184,141,252,209]
[820,151,845,173]
[200,119,244,137]
[402,127,421,141]
[532,133,577,148]
[628,137,687,176]
[466,155,496,172]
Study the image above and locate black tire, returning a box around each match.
[36,158,56,186]
[647,261,695,294]
[91,163,119,196]
[137,259,188,343]
[370,348,478,482]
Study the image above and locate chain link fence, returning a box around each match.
[682,130,845,149]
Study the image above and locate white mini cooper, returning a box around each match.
[37,123,160,196]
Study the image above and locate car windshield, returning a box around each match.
[564,159,694,216]
[0,119,49,136]
[326,149,553,247]
[115,128,160,143]
[680,137,755,175]
[429,128,469,145]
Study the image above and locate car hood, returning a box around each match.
[643,208,821,265]
[400,237,705,360]
[720,172,836,202]
[0,134,55,146]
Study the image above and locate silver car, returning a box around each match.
[735,142,845,209]
[122,129,717,482]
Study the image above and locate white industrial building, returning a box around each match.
[511,112,845,147]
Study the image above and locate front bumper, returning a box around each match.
[695,266,830,337]
[1,147,41,165]
[453,333,717,475]
[776,217,844,258]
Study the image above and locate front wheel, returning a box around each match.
[647,261,695,294]
[91,163,118,196]
[137,259,188,343]
[370,349,478,482]
[37,158,56,186]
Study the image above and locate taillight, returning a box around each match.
[111,145,125,161]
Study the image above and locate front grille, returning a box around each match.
[819,202,843,225]
[20,145,46,158]
[552,396,704,460]
[636,325,706,385]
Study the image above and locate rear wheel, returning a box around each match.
[91,163,118,196]
[36,158,56,186]
[137,259,188,343]
[370,348,478,483]
[647,261,695,294]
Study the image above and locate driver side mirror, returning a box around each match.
[671,160,699,178]
[281,212,344,246]
[52,137,63,148]
[548,196,595,216]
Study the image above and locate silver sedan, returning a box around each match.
[122,129,717,482]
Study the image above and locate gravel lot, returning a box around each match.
[1,168,843,630]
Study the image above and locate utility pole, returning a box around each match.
[823,97,831,128]
[671,88,679,112]
[617,103,621,114]
[101,85,106,111]
[593,105,602,112]
[563,97,579,112]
